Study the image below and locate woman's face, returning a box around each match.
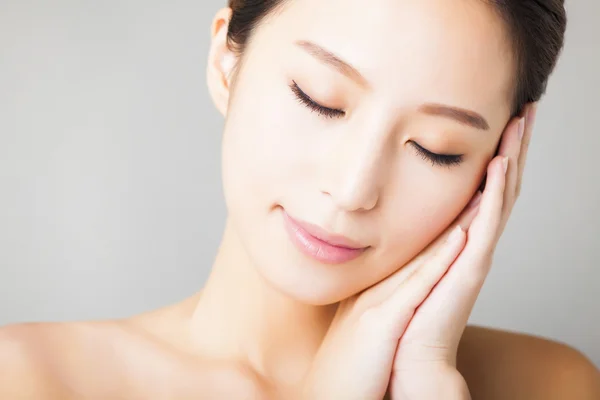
[213,0,515,305]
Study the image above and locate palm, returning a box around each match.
[305,106,536,400]
[389,106,536,397]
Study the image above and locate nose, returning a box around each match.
[319,131,390,213]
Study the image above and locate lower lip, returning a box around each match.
[281,210,366,264]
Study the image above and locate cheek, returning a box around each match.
[222,81,317,215]
[373,159,483,278]
[225,74,337,203]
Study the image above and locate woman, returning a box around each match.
[1,0,598,398]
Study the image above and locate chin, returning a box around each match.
[239,212,367,306]
[254,259,353,306]
[226,195,374,305]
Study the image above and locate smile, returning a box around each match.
[281,209,368,264]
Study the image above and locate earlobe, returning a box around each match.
[220,52,236,82]
[206,8,237,116]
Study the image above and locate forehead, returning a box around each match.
[253,0,515,122]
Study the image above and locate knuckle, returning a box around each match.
[357,307,388,335]
[358,306,383,327]
[460,269,486,290]
[458,254,493,288]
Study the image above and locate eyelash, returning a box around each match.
[289,80,464,167]
[410,141,464,167]
[290,80,346,119]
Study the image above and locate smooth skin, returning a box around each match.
[1,0,600,398]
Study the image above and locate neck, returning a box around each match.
[189,218,337,385]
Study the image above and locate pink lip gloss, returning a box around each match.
[282,210,367,264]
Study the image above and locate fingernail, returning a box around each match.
[502,157,509,175]
[467,191,482,210]
[447,225,464,244]
[518,117,525,141]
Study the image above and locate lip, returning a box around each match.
[282,209,368,264]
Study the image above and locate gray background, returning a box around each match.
[0,0,598,367]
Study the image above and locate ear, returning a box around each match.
[206,7,238,116]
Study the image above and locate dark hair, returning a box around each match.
[226,0,566,116]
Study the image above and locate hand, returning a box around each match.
[300,196,479,400]
[389,103,538,399]
[301,103,538,400]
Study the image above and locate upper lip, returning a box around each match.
[285,211,367,250]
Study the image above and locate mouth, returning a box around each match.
[281,208,368,264]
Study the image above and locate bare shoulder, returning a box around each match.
[0,319,184,399]
[0,302,267,400]
[0,323,55,398]
[0,320,118,398]
[458,325,600,400]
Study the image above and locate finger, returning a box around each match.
[440,156,507,296]
[376,225,467,340]
[405,190,482,273]
[399,157,508,346]
[414,156,507,322]
[495,116,525,231]
[516,103,538,198]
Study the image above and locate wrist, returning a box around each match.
[393,367,471,400]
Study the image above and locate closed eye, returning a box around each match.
[410,141,464,167]
[289,80,345,119]
[289,81,462,167]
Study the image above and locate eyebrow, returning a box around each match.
[418,104,490,131]
[294,40,489,131]
[294,40,369,87]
